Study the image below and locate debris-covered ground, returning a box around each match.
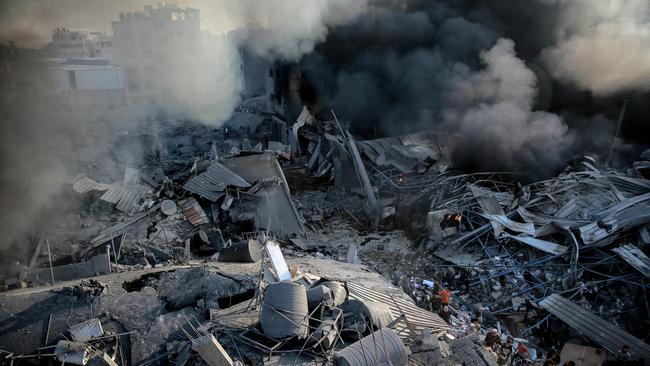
[1,101,650,366]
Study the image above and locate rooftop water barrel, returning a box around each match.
[334,327,408,366]
[260,281,309,339]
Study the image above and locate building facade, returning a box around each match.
[89,32,114,60]
[50,29,114,61]
[112,3,201,102]
[51,29,91,59]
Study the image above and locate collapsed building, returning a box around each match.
[1,94,650,366]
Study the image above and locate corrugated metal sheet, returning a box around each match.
[184,161,251,202]
[579,203,650,246]
[347,281,450,337]
[69,318,103,342]
[123,167,141,185]
[71,174,112,194]
[357,132,443,174]
[100,185,149,212]
[540,294,650,362]
[341,299,394,329]
[180,198,209,226]
[612,244,650,277]
[469,184,529,237]
[470,184,506,215]
[73,173,148,212]
[593,192,650,220]
[100,185,128,203]
[504,234,569,255]
[222,154,304,236]
[480,212,535,236]
[116,185,149,212]
[641,226,650,244]
[91,211,147,244]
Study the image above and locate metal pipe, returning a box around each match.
[46,239,55,285]
[606,99,628,167]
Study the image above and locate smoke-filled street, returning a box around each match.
[0,1,649,365]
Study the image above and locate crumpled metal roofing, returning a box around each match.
[123,167,141,185]
[180,197,210,226]
[72,173,150,212]
[503,233,568,255]
[184,161,251,202]
[612,244,650,277]
[347,281,450,337]
[222,153,305,236]
[69,318,103,342]
[100,184,150,212]
[540,294,650,362]
[71,174,112,194]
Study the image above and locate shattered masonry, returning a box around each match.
[2,96,650,366]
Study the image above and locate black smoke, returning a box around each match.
[297,0,650,177]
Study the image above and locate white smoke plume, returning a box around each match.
[221,0,368,61]
[444,38,575,176]
[541,0,650,95]
[0,0,369,259]
[0,0,369,125]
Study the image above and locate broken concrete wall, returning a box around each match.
[157,267,254,310]
[130,307,204,364]
[222,153,304,236]
[94,286,164,331]
[23,254,110,285]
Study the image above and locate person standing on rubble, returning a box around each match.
[466,323,477,336]
[438,288,451,308]
[440,304,452,324]
[476,306,485,325]
[545,349,561,365]
[523,296,534,321]
[497,341,511,366]
[511,343,531,366]
[485,328,501,349]
[497,338,513,365]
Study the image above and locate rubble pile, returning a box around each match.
[1,102,649,366]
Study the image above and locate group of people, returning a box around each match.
[482,329,576,366]
[394,271,644,366]
[539,349,573,366]
[481,329,531,365]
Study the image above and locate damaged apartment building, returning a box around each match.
[2,2,650,366]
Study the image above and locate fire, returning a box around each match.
[443,213,462,223]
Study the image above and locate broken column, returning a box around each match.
[191,334,234,366]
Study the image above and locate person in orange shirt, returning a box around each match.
[512,343,531,365]
[439,288,451,305]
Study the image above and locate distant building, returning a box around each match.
[53,59,123,91]
[0,43,20,104]
[228,27,278,100]
[51,29,92,59]
[49,59,125,109]
[112,3,201,102]
[50,29,114,61]
[88,32,114,60]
